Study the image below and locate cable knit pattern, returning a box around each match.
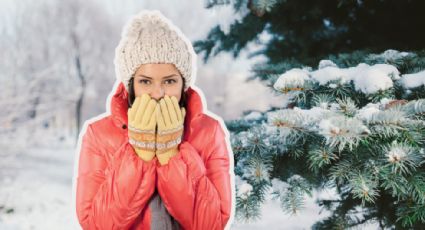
[114,10,196,92]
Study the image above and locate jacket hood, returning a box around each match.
[109,82,204,128]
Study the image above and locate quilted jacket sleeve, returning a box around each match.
[156,121,232,230]
[76,124,157,230]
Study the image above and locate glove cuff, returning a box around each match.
[128,125,156,152]
[156,128,183,155]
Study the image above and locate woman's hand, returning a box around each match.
[128,94,159,161]
[156,95,186,165]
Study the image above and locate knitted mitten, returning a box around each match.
[128,94,159,162]
[156,95,186,165]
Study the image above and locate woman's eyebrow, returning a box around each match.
[137,75,152,79]
[137,74,179,79]
[163,74,179,79]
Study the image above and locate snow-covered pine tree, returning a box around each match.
[229,50,425,229]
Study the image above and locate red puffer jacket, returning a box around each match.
[76,82,233,230]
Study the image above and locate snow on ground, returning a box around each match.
[0,146,378,229]
[231,189,334,230]
[0,147,79,230]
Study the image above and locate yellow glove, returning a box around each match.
[128,94,159,162]
[156,95,186,165]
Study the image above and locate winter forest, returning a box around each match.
[1,0,425,229]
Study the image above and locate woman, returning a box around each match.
[75,10,234,230]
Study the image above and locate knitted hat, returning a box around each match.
[114,10,196,92]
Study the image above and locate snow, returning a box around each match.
[385,142,416,164]
[400,70,425,89]
[265,107,337,133]
[267,109,294,124]
[0,145,369,229]
[235,175,253,199]
[379,97,393,106]
[317,116,371,140]
[243,111,263,121]
[353,66,394,94]
[356,106,381,121]
[369,49,411,61]
[387,146,408,163]
[276,62,401,95]
[318,59,337,69]
[231,196,325,230]
[372,64,400,80]
[2,143,342,229]
[273,68,311,92]
[328,83,337,88]
[0,147,79,230]
[311,66,349,85]
[355,98,393,121]
[237,184,253,199]
[0,146,348,230]
[318,119,341,136]
[210,1,250,35]
[228,187,380,230]
[271,178,289,192]
[298,106,331,120]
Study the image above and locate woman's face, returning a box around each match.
[133,63,183,101]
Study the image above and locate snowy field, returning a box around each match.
[0,146,363,230]
[0,147,80,229]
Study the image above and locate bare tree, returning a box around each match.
[0,0,118,146]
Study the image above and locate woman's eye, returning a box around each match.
[138,79,150,84]
[164,79,176,84]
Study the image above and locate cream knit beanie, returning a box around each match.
[114,10,196,92]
